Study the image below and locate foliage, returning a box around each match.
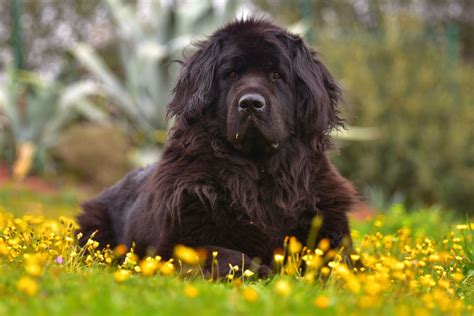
[256,0,474,63]
[0,65,106,178]
[317,15,474,215]
[0,189,472,314]
[72,0,240,146]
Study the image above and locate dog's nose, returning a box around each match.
[238,93,266,112]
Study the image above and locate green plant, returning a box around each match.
[72,0,240,146]
[0,65,106,178]
[317,15,474,214]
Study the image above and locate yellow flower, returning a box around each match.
[288,237,302,254]
[314,295,330,308]
[304,255,322,269]
[321,267,331,276]
[184,285,199,298]
[124,252,139,266]
[76,232,83,240]
[140,257,159,276]
[274,279,291,297]
[17,276,38,296]
[233,279,243,287]
[114,244,128,256]
[243,287,259,302]
[365,282,383,296]
[174,244,200,265]
[451,272,464,282]
[114,269,131,283]
[350,254,360,262]
[413,307,431,316]
[284,257,299,275]
[420,275,436,287]
[274,254,285,264]
[456,224,468,230]
[23,253,46,277]
[0,240,8,255]
[243,269,255,278]
[318,238,330,251]
[85,255,94,266]
[428,254,440,262]
[159,261,175,275]
[438,279,450,289]
[392,261,405,271]
[229,264,239,272]
[304,272,315,283]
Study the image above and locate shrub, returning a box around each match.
[54,124,130,188]
[318,16,474,214]
[0,65,105,178]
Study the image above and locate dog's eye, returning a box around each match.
[227,71,237,79]
[272,72,281,80]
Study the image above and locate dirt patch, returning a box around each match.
[0,164,57,194]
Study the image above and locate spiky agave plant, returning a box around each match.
[0,65,107,179]
[72,0,241,150]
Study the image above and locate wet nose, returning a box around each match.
[238,93,266,112]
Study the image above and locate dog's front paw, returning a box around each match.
[255,264,272,278]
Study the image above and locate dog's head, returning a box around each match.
[168,19,343,156]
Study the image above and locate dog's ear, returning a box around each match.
[292,37,344,148]
[168,38,221,125]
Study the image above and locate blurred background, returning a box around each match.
[0,0,473,218]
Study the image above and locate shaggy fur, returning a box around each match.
[77,19,358,276]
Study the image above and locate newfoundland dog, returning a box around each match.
[77,19,358,276]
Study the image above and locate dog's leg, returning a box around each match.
[124,209,272,278]
[317,212,352,249]
[76,198,117,248]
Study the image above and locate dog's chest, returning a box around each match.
[215,173,310,231]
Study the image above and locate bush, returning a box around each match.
[54,124,130,188]
[318,16,474,214]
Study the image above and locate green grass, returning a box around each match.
[0,186,472,315]
[0,270,448,316]
[0,183,79,217]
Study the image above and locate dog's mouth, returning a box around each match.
[231,115,279,155]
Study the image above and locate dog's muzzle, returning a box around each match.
[238,93,266,113]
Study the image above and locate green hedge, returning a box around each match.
[318,17,474,214]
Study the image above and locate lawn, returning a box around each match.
[0,185,472,315]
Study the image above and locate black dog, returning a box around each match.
[77,19,358,276]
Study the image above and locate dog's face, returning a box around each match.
[215,31,294,155]
[168,19,343,156]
